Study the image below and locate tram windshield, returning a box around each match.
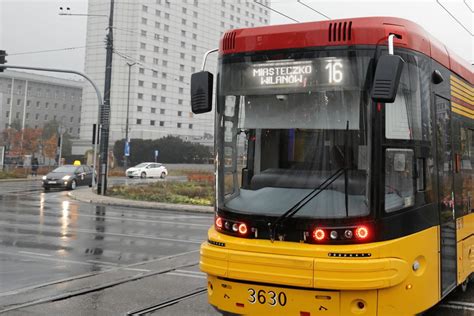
[217,50,373,219]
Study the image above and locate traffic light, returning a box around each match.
[0,50,6,73]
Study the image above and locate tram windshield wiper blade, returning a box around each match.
[269,167,345,241]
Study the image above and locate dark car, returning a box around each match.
[42,165,95,191]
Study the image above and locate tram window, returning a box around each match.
[385,54,426,141]
[385,148,415,213]
[460,128,474,214]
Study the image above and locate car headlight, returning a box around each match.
[42,176,47,180]
[62,175,71,180]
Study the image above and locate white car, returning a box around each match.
[126,162,168,179]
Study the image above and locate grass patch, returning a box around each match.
[108,180,214,206]
[0,171,27,179]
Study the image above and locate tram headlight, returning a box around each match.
[344,229,353,239]
[238,223,248,235]
[330,230,338,240]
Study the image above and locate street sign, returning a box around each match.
[154,149,159,162]
[124,141,130,157]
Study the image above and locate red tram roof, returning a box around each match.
[220,17,473,84]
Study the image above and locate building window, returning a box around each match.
[160,96,166,103]
[152,70,158,77]
[63,104,67,109]
[165,13,170,19]
[7,98,10,105]
[152,82,158,89]
[177,123,182,128]
[138,93,144,99]
[152,95,157,101]
[150,120,155,126]
[139,68,145,74]
[181,41,185,48]
[138,80,144,87]
[45,102,49,108]
[164,24,169,31]
[154,45,159,52]
[178,99,183,105]
[181,18,186,25]
[5,111,9,118]
[189,124,193,129]
[141,30,147,37]
[26,113,29,119]
[151,107,156,113]
[181,30,186,37]
[16,99,21,105]
[137,106,143,112]
[163,48,168,54]
[179,76,184,82]
[35,114,39,120]
[179,87,184,94]
[160,109,165,114]
[162,60,168,67]
[139,55,146,62]
[136,119,142,125]
[142,5,148,12]
[163,36,169,43]
[154,33,160,40]
[179,64,185,71]
[70,116,73,122]
[140,42,146,49]
[153,58,159,64]
[155,22,160,28]
[141,17,147,25]
[161,84,166,90]
[155,9,161,16]
[162,73,167,79]
[160,121,164,126]
[178,111,182,116]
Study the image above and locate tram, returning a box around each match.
[190,17,473,316]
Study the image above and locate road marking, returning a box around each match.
[174,269,206,276]
[1,209,211,228]
[439,304,474,311]
[86,260,118,266]
[122,268,152,272]
[18,251,52,257]
[446,301,474,307]
[0,222,204,244]
[166,272,207,279]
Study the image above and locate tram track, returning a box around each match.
[0,259,200,314]
[126,287,207,315]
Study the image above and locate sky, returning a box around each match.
[0,0,472,79]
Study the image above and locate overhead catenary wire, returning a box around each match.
[296,0,331,20]
[463,0,474,12]
[253,0,300,22]
[1,45,105,57]
[436,0,473,36]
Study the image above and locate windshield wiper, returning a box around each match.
[269,167,345,242]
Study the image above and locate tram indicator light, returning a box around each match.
[238,223,248,235]
[313,228,325,241]
[355,226,369,239]
[215,216,223,229]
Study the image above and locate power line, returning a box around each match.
[253,0,300,23]
[464,0,474,12]
[436,0,473,36]
[296,0,331,20]
[1,45,105,57]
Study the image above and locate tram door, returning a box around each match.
[435,95,457,297]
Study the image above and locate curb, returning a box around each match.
[67,188,214,214]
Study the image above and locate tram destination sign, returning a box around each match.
[221,58,355,95]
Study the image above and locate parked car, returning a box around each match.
[42,165,95,191]
[126,162,168,179]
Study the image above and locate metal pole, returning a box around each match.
[97,0,114,196]
[8,78,14,126]
[124,62,135,170]
[58,129,63,166]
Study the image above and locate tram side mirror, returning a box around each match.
[371,55,404,103]
[191,71,213,114]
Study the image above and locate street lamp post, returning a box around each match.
[124,62,135,170]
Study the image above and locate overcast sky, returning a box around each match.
[0,0,472,79]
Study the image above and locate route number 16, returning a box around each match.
[325,60,343,84]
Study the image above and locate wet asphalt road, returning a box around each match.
[0,179,472,315]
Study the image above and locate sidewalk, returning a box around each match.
[68,187,213,213]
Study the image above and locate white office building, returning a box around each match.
[73,0,270,154]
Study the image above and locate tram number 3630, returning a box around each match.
[247,288,287,306]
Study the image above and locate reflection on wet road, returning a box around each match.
[0,180,212,294]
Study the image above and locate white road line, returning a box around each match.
[166,272,207,279]
[86,260,119,266]
[0,222,204,244]
[174,269,206,276]
[122,268,152,272]
[18,251,52,257]
[439,304,474,311]
[446,301,474,307]
[2,210,211,227]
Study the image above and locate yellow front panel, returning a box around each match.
[207,275,342,316]
[458,235,474,284]
[314,257,409,290]
[227,250,314,287]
